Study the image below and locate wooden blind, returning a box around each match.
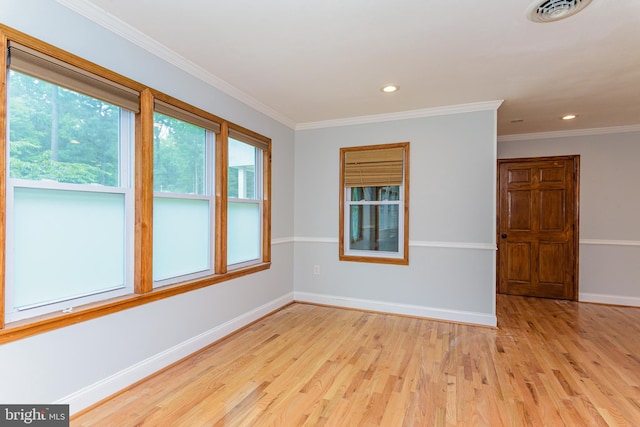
[344,147,404,187]
[229,127,270,152]
[8,41,140,112]
[155,100,221,133]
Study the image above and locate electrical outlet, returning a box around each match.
[313,265,320,275]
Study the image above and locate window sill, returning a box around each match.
[339,254,409,265]
[0,262,271,345]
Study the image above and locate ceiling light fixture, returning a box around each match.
[381,85,399,93]
[562,114,577,120]
[526,0,592,23]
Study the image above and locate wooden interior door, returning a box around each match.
[497,156,579,300]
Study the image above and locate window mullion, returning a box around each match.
[134,88,154,294]
[215,122,228,274]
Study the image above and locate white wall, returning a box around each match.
[0,0,295,413]
[293,109,499,325]
[498,129,640,306]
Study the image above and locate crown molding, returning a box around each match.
[56,0,297,129]
[296,100,503,131]
[498,124,640,142]
[47,3,505,133]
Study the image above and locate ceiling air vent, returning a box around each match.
[526,0,592,23]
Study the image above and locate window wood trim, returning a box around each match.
[0,262,270,345]
[0,24,273,343]
[262,144,272,264]
[215,122,229,274]
[339,142,410,265]
[0,32,8,330]
[135,88,155,294]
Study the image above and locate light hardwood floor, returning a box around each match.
[72,295,640,426]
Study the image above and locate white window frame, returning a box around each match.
[152,129,216,287]
[5,109,135,322]
[344,185,405,260]
[227,144,263,269]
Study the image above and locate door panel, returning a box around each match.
[508,168,531,184]
[538,242,564,283]
[508,191,532,230]
[506,242,532,282]
[539,166,565,183]
[498,156,579,300]
[539,190,564,231]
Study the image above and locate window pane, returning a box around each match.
[350,186,400,201]
[8,71,121,186]
[153,113,206,195]
[13,187,125,309]
[153,197,211,282]
[228,202,260,265]
[228,138,256,199]
[349,204,399,252]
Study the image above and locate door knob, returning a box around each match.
[501,233,507,239]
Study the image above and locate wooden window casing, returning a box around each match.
[339,142,410,265]
[0,24,272,343]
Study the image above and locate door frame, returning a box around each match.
[496,155,580,300]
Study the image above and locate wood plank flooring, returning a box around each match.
[72,295,640,426]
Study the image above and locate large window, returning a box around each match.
[339,142,409,265]
[0,26,272,339]
[5,43,137,322]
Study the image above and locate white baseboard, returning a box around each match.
[58,293,294,415]
[579,292,640,307]
[294,292,497,327]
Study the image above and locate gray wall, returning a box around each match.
[293,110,498,324]
[498,130,640,305]
[0,0,295,412]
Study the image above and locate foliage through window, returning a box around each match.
[9,71,122,186]
[152,111,215,285]
[0,26,272,336]
[6,70,134,322]
[153,113,207,194]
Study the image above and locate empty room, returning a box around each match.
[0,0,639,425]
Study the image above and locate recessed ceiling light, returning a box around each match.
[381,85,399,93]
[562,114,577,120]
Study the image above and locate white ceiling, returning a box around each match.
[61,0,640,136]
